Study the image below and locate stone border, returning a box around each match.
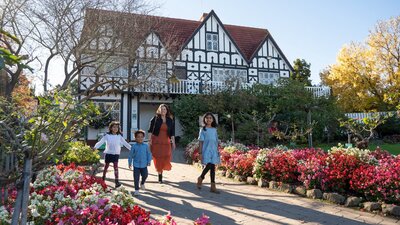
[215,167,400,218]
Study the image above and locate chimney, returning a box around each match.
[199,13,208,22]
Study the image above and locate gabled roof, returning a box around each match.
[224,24,268,61]
[83,8,285,63]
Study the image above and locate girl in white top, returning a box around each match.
[94,121,131,188]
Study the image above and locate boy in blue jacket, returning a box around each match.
[128,130,152,196]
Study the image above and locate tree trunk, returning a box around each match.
[231,114,235,142]
[356,139,369,149]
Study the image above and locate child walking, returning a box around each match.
[128,130,152,196]
[94,121,131,188]
[196,112,221,193]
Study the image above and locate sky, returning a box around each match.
[151,0,400,84]
[43,0,400,90]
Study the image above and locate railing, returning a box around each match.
[345,111,398,121]
[305,86,331,98]
[134,79,330,97]
[0,152,17,204]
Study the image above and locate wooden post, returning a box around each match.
[11,151,32,225]
[307,109,312,148]
[20,157,32,224]
[11,187,22,225]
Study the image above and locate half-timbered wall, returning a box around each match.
[178,14,248,85]
[79,10,295,142]
[250,37,291,85]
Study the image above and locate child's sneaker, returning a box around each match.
[140,184,146,190]
[133,190,139,196]
[115,181,122,188]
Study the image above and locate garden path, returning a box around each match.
[98,148,400,225]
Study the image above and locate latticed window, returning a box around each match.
[97,57,129,77]
[259,71,279,85]
[206,33,218,51]
[138,62,167,80]
[212,68,247,82]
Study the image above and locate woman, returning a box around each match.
[148,104,176,183]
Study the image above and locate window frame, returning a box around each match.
[206,33,218,51]
[259,71,280,85]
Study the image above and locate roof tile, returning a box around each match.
[85,9,269,61]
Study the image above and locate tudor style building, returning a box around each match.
[79,9,329,143]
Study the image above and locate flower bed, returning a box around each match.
[185,142,400,205]
[0,163,211,225]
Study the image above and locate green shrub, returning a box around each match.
[376,115,400,137]
[62,141,100,165]
[383,134,400,144]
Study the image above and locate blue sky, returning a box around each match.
[153,0,400,84]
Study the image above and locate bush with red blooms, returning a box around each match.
[350,152,400,204]
[0,163,210,225]
[293,148,328,189]
[185,142,400,206]
[321,150,363,193]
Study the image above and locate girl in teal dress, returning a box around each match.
[196,112,220,193]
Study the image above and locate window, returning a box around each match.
[98,37,111,50]
[138,62,167,79]
[138,62,168,91]
[206,33,218,51]
[96,102,120,121]
[212,68,247,83]
[99,25,113,36]
[100,58,128,77]
[173,67,187,79]
[259,72,279,85]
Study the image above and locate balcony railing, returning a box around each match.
[134,79,330,97]
[305,86,331,98]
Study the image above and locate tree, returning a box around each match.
[291,58,311,86]
[321,16,400,112]
[1,0,166,98]
[1,1,165,222]
[0,90,98,223]
[339,114,390,148]
[0,15,33,100]
[11,74,35,114]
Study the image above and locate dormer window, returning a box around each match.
[206,33,218,51]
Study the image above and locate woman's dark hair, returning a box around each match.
[108,121,122,135]
[156,104,173,119]
[202,112,217,130]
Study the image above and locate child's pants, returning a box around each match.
[133,167,148,190]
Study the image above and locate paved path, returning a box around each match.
[98,148,399,225]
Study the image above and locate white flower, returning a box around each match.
[40,133,49,142]
[30,206,40,218]
[0,206,11,224]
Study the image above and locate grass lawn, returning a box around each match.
[314,142,400,155]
